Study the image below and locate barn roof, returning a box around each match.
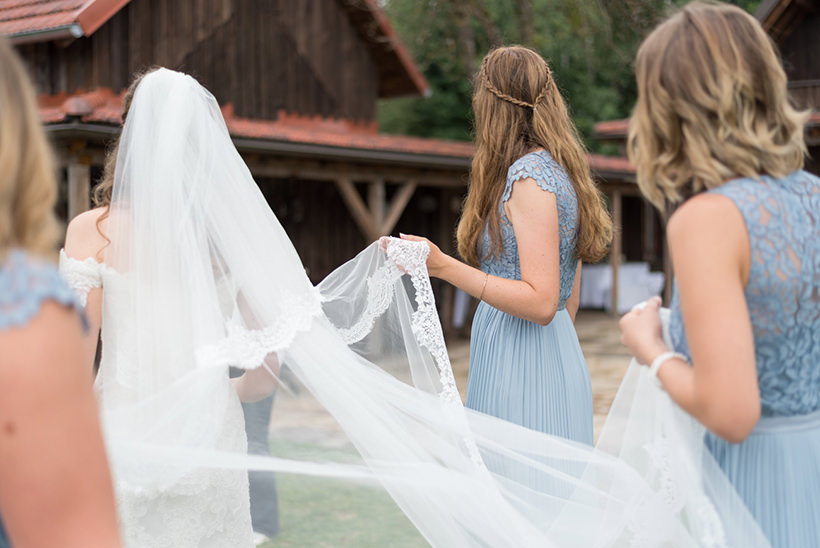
[38,87,628,175]
[0,0,428,98]
[39,87,471,168]
[756,0,818,42]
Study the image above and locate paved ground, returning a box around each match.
[270,310,630,445]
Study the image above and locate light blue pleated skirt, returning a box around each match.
[706,408,820,547]
[465,303,593,445]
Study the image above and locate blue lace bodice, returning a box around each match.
[669,171,820,417]
[0,249,81,330]
[479,150,579,309]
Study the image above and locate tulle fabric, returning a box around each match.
[96,68,771,547]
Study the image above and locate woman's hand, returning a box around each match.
[619,296,668,365]
[397,233,450,278]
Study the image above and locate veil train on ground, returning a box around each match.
[100,68,770,547]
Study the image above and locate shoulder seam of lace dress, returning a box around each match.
[0,254,81,330]
[59,249,105,307]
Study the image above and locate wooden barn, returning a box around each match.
[589,0,820,308]
[1,0,481,329]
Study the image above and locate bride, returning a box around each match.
[61,68,769,547]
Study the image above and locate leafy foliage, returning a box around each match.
[378,0,762,150]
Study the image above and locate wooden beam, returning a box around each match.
[334,178,380,241]
[380,182,417,235]
[242,156,467,188]
[67,160,91,221]
[368,180,386,230]
[610,190,622,315]
[642,199,655,263]
[663,224,673,305]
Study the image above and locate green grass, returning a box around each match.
[261,440,428,548]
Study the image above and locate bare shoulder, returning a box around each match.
[508,177,558,207]
[64,207,108,261]
[667,192,749,279]
[666,192,744,245]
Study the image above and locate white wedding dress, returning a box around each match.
[59,252,254,548]
[57,69,771,548]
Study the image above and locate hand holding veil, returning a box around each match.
[100,69,770,547]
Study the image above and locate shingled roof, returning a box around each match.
[756,0,818,42]
[38,87,631,174]
[1,0,428,98]
[0,0,130,43]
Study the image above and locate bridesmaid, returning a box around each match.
[0,38,120,547]
[404,46,612,444]
[620,2,820,546]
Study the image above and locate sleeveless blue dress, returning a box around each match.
[669,171,820,548]
[0,250,83,547]
[465,150,593,444]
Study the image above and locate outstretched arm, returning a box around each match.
[403,177,561,326]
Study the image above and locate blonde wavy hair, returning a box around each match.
[628,1,808,209]
[0,38,59,259]
[457,46,612,267]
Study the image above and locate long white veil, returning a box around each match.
[100,68,770,547]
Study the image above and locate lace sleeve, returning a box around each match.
[502,151,570,203]
[0,250,82,330]
[58,249,103,307]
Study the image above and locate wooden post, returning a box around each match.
[611,190,622,315]
[439,188,455,338]
[368,180,386,231]
[642,199,655,263]
[335,178,380,241]
[67,160,91,221]
[335,178,419,241]
[381,182,416,235]
[663,225,673,305]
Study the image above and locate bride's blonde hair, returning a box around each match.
[628,1,808,209]
[0,38,59,259]
[457,46,612,267]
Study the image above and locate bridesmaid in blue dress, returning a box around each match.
[403,46,612,444]
[0,37,120,547]
[620,3,819,546]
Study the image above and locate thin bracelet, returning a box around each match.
[478,272,489,301]
[648,351,688,380]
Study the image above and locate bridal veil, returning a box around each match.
[98,68,769,547]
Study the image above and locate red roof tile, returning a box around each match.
[588,154,635,176]
[593,118,630,141]
[39,88,638,175]
[38,88,473,158]
[0,0,130,42]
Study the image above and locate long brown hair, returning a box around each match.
[628,2,808,209]
[457,46,612,267]
[0,38,59,259]
[92,67,160,238]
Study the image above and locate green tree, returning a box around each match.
[379,0,762,149]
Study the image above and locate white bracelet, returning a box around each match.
[648,351,688,380]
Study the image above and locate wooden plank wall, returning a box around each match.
[18,0,379,122]
[780,11,820,110]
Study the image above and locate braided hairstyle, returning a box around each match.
[457,46,612,267]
